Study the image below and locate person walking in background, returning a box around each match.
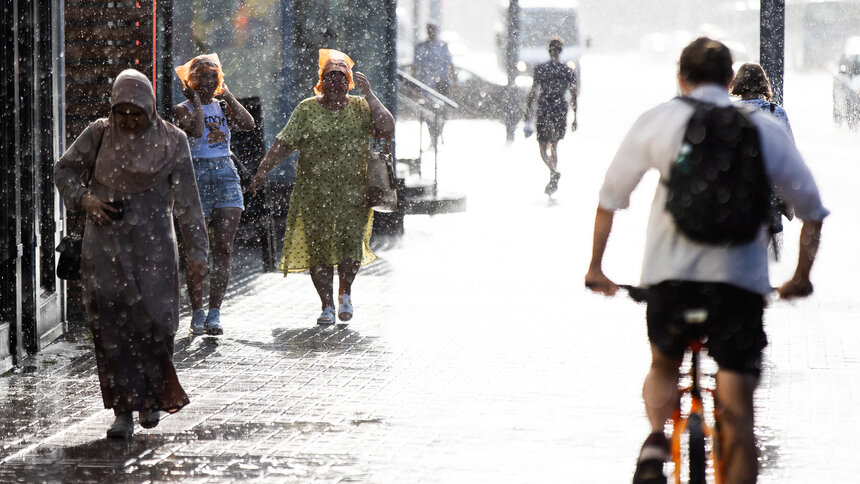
[412,22,457,144]
[731,62,796,253]
[584,38,827,484]
[249,49,394,326]
[731,62,794,140]
[54,69,209,440]
[173,53,256,337]
[524,36,578,196]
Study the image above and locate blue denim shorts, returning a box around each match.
[192,155,245,218]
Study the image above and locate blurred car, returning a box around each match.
[833,36,860,128]
[398,63,528,123]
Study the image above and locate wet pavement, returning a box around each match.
[1,54,859,482]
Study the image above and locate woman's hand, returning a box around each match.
[249,172,267,197]
[182,84,201,105]
[81,193,119,226]
[354,71,373,97]
[215,83,233,101]
[358,71,395,136]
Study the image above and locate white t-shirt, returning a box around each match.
[598,85,829,294]
[180,99,230,158]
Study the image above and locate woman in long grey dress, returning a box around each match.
[54,69,209,440]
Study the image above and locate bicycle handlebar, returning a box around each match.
[586,282,782,304]
[617,284,649,303]
[584,282,649,303]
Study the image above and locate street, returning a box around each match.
[0,52,857,483]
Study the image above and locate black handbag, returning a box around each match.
[56,129,102,280]
[55,212,85,280]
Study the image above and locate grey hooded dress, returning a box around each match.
[54,70,208,414]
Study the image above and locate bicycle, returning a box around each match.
[615,284,723,484]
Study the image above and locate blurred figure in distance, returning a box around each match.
[524,36,578,196]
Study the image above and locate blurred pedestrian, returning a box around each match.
[249,49,394,326]
[731,62,794,140]
[173,53,256,337]
[412,22,457,145]
[54,69,209,440]
[585,37,828,484]
[731,62,796,252]
[525,36,578,196]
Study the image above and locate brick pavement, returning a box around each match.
[1,191,857,483]
[0,201,660,483]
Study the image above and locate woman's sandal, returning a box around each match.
[338,294,353,322]
[317,306,336,326]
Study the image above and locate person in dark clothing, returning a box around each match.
[54,70,209,440]
[525,36,578,195]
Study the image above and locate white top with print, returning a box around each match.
[181,99,230,158]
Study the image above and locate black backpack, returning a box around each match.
[664,98,771,245]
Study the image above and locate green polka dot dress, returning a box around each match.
[275,96,377,273]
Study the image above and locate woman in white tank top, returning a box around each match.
[173,54,256,337]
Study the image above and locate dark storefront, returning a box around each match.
[1,0,66,371]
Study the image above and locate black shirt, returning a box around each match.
[534,60,576,115]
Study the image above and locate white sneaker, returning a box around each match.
[338,294,353,322]
[317,306,336,326]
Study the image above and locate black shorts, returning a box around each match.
[536,110,567,143]
[646,280,767,376]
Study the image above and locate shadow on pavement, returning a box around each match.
[222,326,376,359]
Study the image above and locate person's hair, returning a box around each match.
[730,62,773,100]
[548,36,564,55]
[678,37,733,86]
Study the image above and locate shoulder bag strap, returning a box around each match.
[82,123,105,188]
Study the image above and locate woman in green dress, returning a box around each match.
[250,49,394,326]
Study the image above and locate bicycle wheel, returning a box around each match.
[687,413,707,484]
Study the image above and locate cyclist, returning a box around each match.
[584,37,828,484]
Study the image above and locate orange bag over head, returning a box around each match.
[174,53,224,95]
[314,49,355,95]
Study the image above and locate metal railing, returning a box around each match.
[396,70,458,195]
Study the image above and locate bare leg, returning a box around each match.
[548,141,559,173]
[207,207,243,310]
[643,345,682,433]
[715,370,759,484]
[538,140,560,174]
[538,141,553,172]
[310,265,335,309]
[337,259,361,298]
